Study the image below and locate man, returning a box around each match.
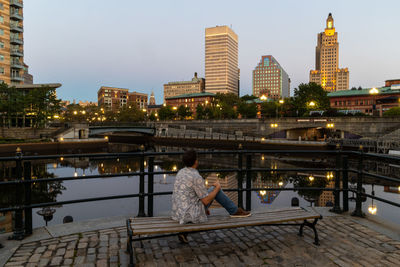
[171,150,250,227]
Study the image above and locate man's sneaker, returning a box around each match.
[230,207,251,218]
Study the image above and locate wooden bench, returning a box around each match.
[126,207,322,266]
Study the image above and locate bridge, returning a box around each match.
[152,117,400,140]
[89,125,156,136]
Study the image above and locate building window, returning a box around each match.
[0,29,3,36]
[0,42,3,49]
[0,16,3,23]
[0,67,4,74]
[0,55,4,61]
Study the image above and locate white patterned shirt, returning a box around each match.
[171,167,208,224]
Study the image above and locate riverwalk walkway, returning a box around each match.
[1,208,400,266]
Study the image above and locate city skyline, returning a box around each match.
[23,0,400,103]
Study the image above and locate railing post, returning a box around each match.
[137,149,146,217]
[352,147,365,217]
[330,146,342,213]
[245,154,252,211]
[24,161,32,236]
[147,156,154,217]
[9,147,24,240]
[237,147,243,208]
[342,155,349,212]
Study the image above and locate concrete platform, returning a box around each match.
[1,208,400,266]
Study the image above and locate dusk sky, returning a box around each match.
[24,0,400,103]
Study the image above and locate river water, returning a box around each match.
[1,146,400,231]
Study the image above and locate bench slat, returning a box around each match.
[131,209,313,227]
[131,210,320,236]
[131,211,316,230]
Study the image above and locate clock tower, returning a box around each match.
[309,13,349,91]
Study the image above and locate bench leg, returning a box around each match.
[298,218,321,246]
[126,220,136,267]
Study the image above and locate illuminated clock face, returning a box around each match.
[328,21,332,28]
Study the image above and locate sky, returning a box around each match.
[24,0,400,104]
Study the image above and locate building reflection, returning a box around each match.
[384,186,400,194]
[205,173,237,209]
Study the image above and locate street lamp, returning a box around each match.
[308,101,316,108]
[279,99,284,104]
[260,95,267,101]
[369,87,379,115]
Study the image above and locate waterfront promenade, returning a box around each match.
[1,208,400,266]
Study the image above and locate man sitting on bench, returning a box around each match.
[171,150,251,241]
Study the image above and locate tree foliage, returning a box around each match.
[292,83,330,116]
[158,105,175,120]
[0,83,61,128]
[383,107,400,117]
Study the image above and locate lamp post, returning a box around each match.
[369,87,379,116]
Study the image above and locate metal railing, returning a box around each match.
[0,149,400,241]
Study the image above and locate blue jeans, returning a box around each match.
[206,186,238,215]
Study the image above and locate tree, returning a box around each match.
[149,112,157,121]
[260,101,278,118]
[383,107,400,117]
[116,105,145,122]
[237,102,258,118]
[292,83,330,116]
[158,105,175,120]
[177,105,192,120]
[0,83,61,128]
[240,94,258,102]
[195,104,206,120]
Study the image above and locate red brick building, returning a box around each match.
[97,86,148,112]
[328,86,400,115]
[385,79,400,87]
[165,92,215,116]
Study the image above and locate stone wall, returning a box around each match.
[0,127,60,139]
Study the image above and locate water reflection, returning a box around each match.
[1,147,400,231]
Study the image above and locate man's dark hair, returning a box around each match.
[182,150,197,167]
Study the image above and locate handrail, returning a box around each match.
[0,149,399,240]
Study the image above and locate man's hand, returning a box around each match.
[212,181,221,190]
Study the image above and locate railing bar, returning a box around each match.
[0,149,361,162]
[0,188,352,213]
[360,193,400,208]
[360,171,400,183]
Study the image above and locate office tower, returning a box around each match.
[163,72,205,101]
[310,13,349,92]
[253,55,290,99]
[0,0,24,85]
[205,26,239,95]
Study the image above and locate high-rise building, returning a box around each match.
[205,26,239,95]
[310,13,349,92]
[252,55,290,99]
[0,0,24,85]
[163,72,205,101]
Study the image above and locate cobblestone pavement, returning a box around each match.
[4,215,400,266]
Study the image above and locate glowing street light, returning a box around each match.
[278,181,284,187]
[73,111,78,115]
[308,175,314,182]
[326,123,335,128]
[172,106,177,110]
[279,99,284,104]
[260,95,268,101]
[259,190,267,196]
[368,204,377,215]
[270,123,278,128]
[308,101,316,108]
